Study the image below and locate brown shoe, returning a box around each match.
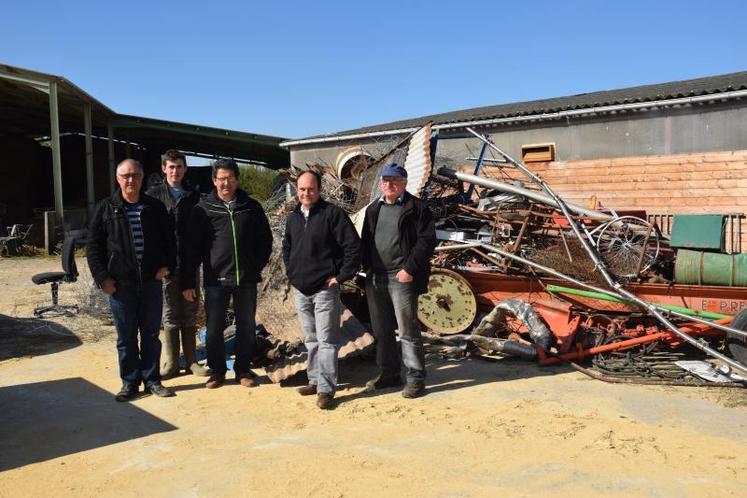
[401,383,426,399]
[206,373,225,389]
[296,384,317,396]
[237,373,259,388]
[317,392,335,410]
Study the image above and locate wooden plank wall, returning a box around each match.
[528,150,747,251]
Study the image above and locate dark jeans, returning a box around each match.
[365,272,426,384]
[204,284,257,376]
[109,279,163,388]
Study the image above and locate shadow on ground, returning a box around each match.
[0,378,177,472]
[280,353,575,405]
[0,314,82,361]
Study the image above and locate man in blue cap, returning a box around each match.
[361,163,437,398]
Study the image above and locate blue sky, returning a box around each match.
[2,0,746,139]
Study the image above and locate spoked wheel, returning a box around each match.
[595,216,660,278]
[728,309,747,367]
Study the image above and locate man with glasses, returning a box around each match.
[146,149,210,380]
[181,159,273,390]
[87,159,176,401]
[361,163,436,399]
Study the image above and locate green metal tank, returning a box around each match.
[675,249,747,287]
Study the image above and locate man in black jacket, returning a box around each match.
[282,171,360,410]
[182,159,272,389]
[361,163,436,399]
[146,150,209,379]
[87,159,176,401]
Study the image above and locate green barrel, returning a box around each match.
[675,249,747,286]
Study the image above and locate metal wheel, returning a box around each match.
[595,216,659,278]
[418,268,478,335]
[728,309,747,367]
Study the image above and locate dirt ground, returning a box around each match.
[1,256,746,497]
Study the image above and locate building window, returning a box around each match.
[521,143,555,162]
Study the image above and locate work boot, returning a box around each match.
[365,374,403,392]
[297,384,317,396]
[160,328,180,380]
[401,383,426,399]
[206,373,225,389]
[114,384,139,402]
[148,383,176,398]
[181,326,210,377]
[236,372,259,388]
[317,392,335,410]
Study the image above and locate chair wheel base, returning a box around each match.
[33,305,79,318]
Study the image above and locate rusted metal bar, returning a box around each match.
[634,220,655,276]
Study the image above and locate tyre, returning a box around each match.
[727,309,747,367]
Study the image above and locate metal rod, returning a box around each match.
[437,166,613,222]
[48,80,64,230]
[107,121,116,194]
[84,102,95,216]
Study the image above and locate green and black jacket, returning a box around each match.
[181,189,273,289]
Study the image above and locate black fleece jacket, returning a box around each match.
[86,190,176,287]
[181,189,272,289]
[282,198,361,295]
[361,191,437,295]
[145,182,199,274]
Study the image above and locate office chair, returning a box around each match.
[32,237,79,318]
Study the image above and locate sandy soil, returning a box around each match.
[1,257,746,497]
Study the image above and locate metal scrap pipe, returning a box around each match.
[436,166,613,223]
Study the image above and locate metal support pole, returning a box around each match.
[107,121,116,194]
[84,103,95,215]
[48,80,64,230]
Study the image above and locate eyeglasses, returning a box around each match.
[118,173,143,181]
[214,176,236,184]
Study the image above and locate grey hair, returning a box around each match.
[117,158,144,173]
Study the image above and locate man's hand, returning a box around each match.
[100,278,117,295]
[396,269,414,283]
[182,289,196,302]
[326,276,338,287]
[155,267,169,280]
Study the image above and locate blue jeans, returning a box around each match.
[365,272,426,384]
[109,280,163,388]
[204,285,257,376]
[294,286,341,394]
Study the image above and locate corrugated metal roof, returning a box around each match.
[287,70,747,144]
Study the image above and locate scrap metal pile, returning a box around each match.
[255,123,747,386]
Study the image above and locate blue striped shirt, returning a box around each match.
[125,202,144,263]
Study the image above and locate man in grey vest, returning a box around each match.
[361,163,436,399]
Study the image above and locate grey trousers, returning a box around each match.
[162,273,199,329]
[365,271,426,384]
[294,286,341,394]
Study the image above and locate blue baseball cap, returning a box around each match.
[379,163,408,178]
